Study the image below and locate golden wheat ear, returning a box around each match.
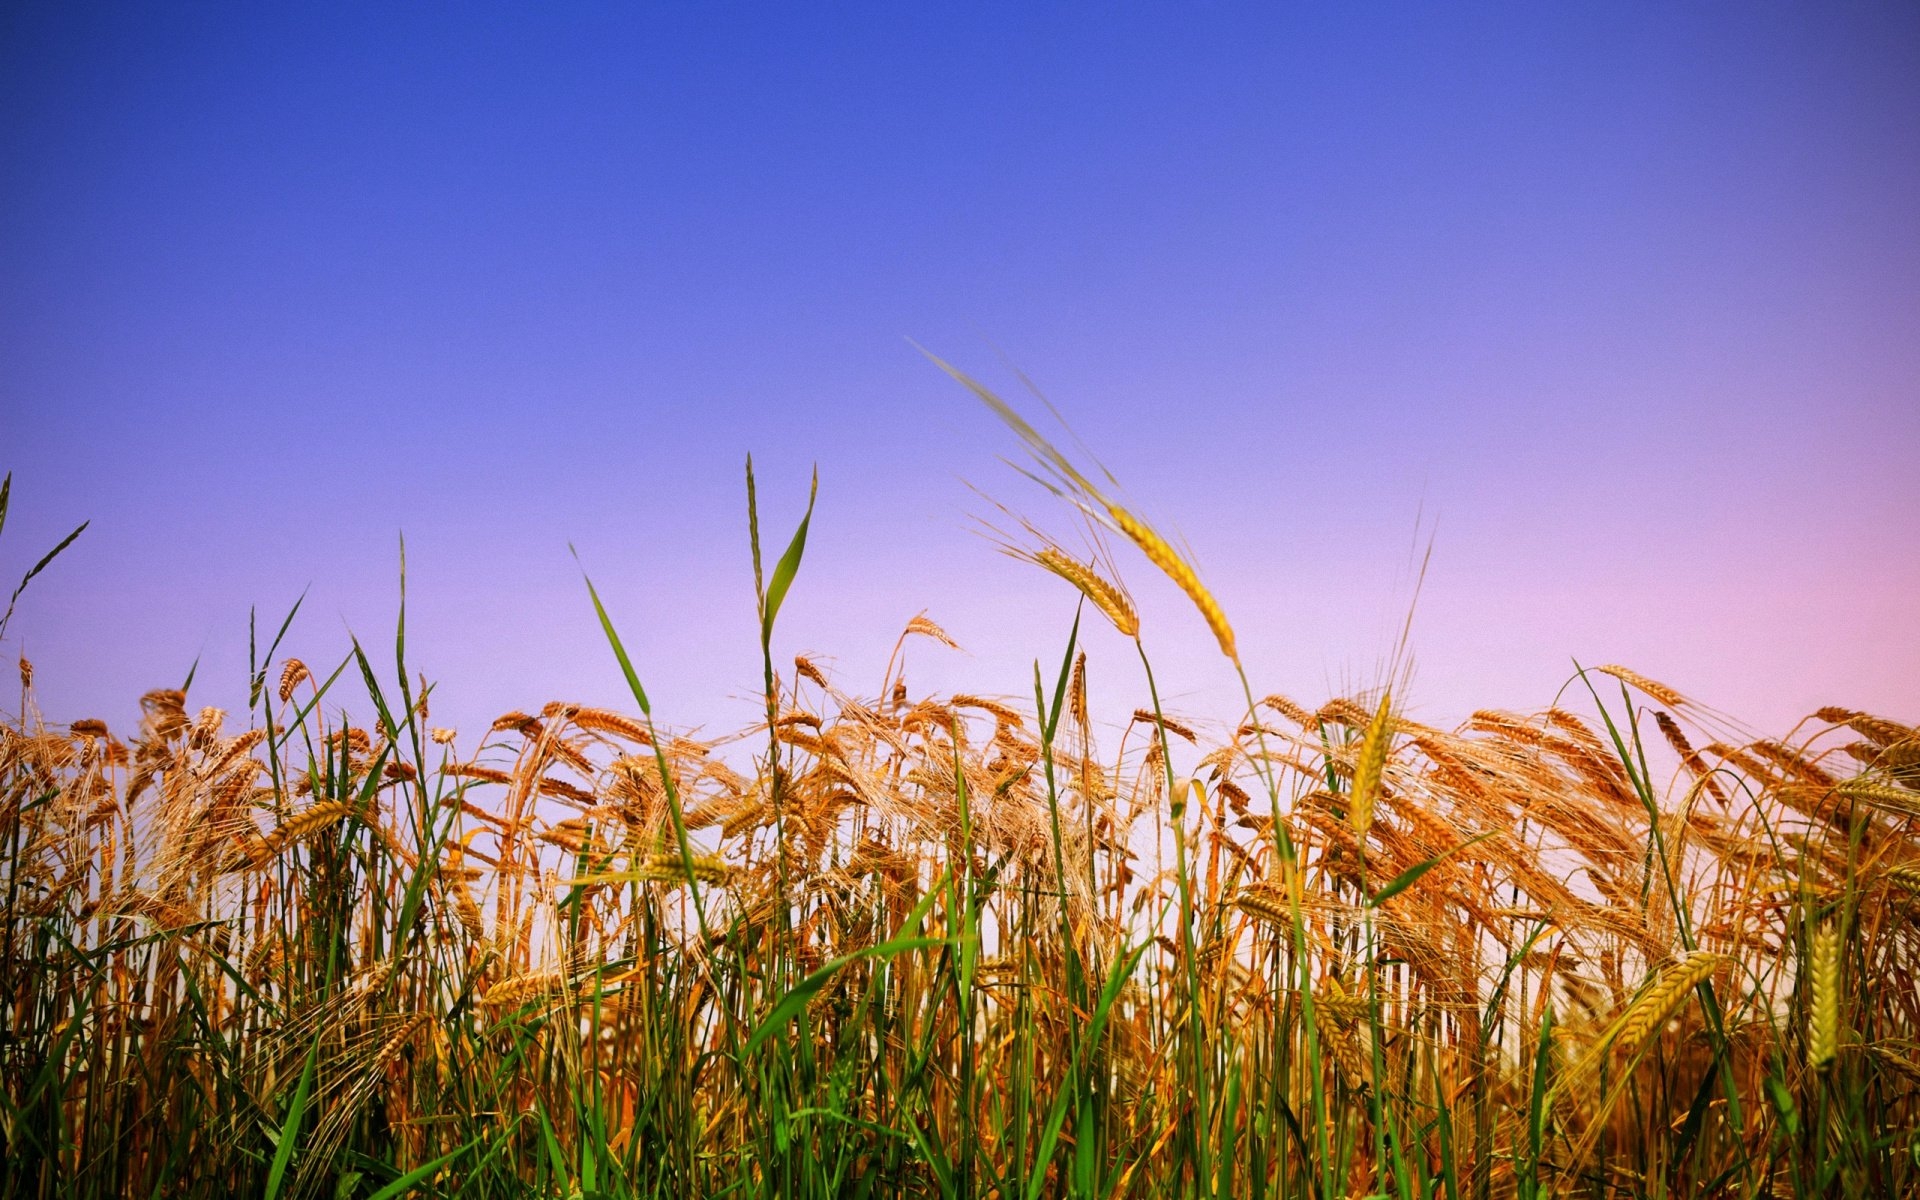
[1103,501,1236,661]
[1809,922,1841,1072]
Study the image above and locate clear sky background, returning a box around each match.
[4,2,1916,750]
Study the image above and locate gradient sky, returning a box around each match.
[4,2,1916,749]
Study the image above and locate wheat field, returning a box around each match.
[2,388,1917,1198]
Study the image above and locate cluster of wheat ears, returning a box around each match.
[2,373,1917,1199]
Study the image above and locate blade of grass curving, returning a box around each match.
[0,516,88,641]
[1025,940,1148,1200]
[1368,832,1495,907]
[903,1110,958,1200]
[1042,607,1082,744]
[1519,1005,1556,1200]
[363,1136,482,1200]
[573,546,650,716]
[247,589,308,710]
[759,465,819,643]
[264,1030,322,1200]
[746,932,944,1058]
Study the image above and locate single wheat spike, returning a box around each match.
[903,613,962,649]
[372,1012,432,1073]
[1133,709,1197,742]
[449,764,513,785]
[1103,503,1235,660]
[1611,950,1725,1062]
[1349,692,1393,840]
[1069,651,1089,733]
[1233,888,1291,928]
[1316,977,1371,1027]
[1654,710,1730,808]
[793,655,828,689]
[440,880,483,940]
[1808,923,1840,1071]
[566,707,653,745]
[1032,547,1141,638]
[1843,712,1918,750]
[951,694,1026,726]
[70,719,108,739]
[1312,1005,1371,1092]
[1259,694,1315,729]
[278,659,310,703]
[484,968,569,1009]
[491,710,543,736]
[638,852,733,885]
[1835,778,1920,817]
[269,800,351,849]
[429,727,457,745]
[1592,665,1685,709]
[1886,864,1920,895]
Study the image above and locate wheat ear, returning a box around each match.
[1033,547,1140,638]
[1808,923,1840,1071]
[1349,691,1393,840]
[1104,503,1236,660]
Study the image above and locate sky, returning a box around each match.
[3,2,1916,752]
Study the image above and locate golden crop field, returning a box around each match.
[3,379,1916,1198]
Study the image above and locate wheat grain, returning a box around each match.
[372,1012,432,1073]
[1132,710,1197,742]
[1842,712,1917,750]
[1104,503,1235,660]
[1349,692,1393,840]
[277,659,309,703]
[1835,778,1920,817]
[1031,546,1141,638]
[1809,923,1840,1071]
[1592,665,1685,709]
[270,800,351,849]
[484,969,569,1009]
[1611,951,1725,1064]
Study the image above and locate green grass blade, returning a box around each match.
[264,1030,322,1200]
[573,548,651,715]
[759,466,819,641]
[746,935,944,1058]
[0,518,87,638]
[1368,832,1494,907]
[363,1137,482,1200]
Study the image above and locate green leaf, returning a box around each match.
[1765,1073,1800,1138]
[573,548,651,716]
[760,467,819,643]
[902,1111,957,1200]
[745,872,946,1056]
[1026,940,1147,1200]
[362,1146,481,1200]
[746,934,944,1058]
[265,1030,322,1200]
[1041,608,1081,744]
[1522,1004,1556,1199]
[1369,831,1495,907]
[538,1103,570,1188]
[0,516,88,640]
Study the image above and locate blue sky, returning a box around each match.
[4,2,1916,745]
